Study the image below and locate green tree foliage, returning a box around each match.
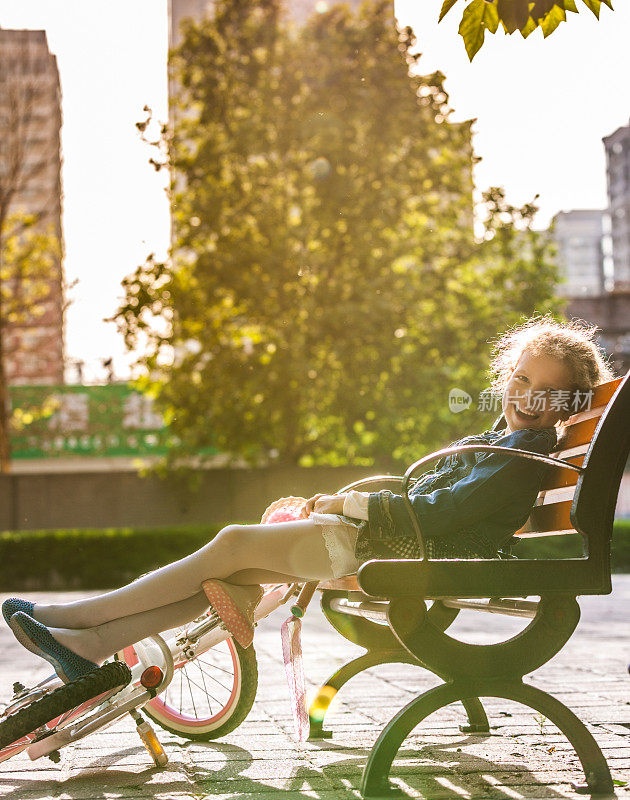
[476,188,562,318]
[0,40,64,473]
[0,212,62,470]
[442,0,614,61]
[116,0,560,469]
[1,212,60,326]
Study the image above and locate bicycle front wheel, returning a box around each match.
[123,637,258,741]
[0,662,131,761]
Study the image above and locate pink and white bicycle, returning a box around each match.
[0,580,302,766]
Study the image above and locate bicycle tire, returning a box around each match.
[143,639,258,741]
[0,661,131,751]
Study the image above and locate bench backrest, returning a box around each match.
[572,371,630,576]
[324,371,630,598]
[515,372,630,573]
[516,376,623,538]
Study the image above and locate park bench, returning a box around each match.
[310,371,630,798]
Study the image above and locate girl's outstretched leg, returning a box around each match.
[30,519,335,629]
[8,591,215,682]
[20,592,213,666]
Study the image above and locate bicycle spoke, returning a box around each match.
[135,617,260,734]
[184,669,198,719]
[193,661,233,693]
[179,668,183,716]
[193,658,235,678]
[194,660,213,715]
[153,643,240,720]
[176,671,225,707]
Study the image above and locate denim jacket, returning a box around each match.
[356,427,557,559]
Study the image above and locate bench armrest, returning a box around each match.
[403,445,582,492]
[400,445,583,560]
[338,475,405,493]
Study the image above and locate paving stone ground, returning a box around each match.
[0,577,629,800]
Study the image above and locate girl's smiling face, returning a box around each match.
[502,350,575,433]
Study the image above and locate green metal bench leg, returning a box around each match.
[361,682,462,798]
[360,680,613,799]
[308,650,413,739]
[308,651,489,741]
[505,681,613,795]
[459,696,489,734]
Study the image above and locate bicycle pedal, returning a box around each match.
[130,711,168,767]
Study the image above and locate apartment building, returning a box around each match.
[603,119,630,290]
[0,28,65,385]
[552,209,605,297]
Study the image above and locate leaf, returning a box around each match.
[458,0,487,60]
[497,0,530,32]
[519,16,537,36]
[563,0,579,12]
[580,0,601,17]
[484,1,500,33]
[531,0,557,20]
[439,0,461,22]
[541,4,566,35]
[599,0,613,8]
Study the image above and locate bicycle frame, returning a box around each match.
[0,582,298,764]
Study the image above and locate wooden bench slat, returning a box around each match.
[514,528,577,538]
[537,384,619,487]
[529,500,572,531]
[542,464,580,490]
[518,499,573,534]
[559,390,617,432]
[564,404,607,426]
[583,376,622,407]
[551,444,587,460]
[549,383,621,457]
[533,486,575,506]
[556,416,600,450]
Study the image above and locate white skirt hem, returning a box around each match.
[310,513,362,579]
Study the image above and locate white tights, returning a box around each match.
[29,519,339,663]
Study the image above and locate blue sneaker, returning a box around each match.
[9,612,98,684]
[2,597,34,627]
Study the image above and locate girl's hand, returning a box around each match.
[301,494,324,518]
[302,493,346,517]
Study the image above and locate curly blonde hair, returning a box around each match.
[489,316,615,397]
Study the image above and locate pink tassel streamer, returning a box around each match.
[260,497,315,742]
[281,615,310,741]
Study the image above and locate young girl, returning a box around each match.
[3,317,614,684]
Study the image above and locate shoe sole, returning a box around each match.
[2,600,34,627]
[201,581,256,648]
[9,616,70,684]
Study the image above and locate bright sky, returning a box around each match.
[1,0,628,382]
